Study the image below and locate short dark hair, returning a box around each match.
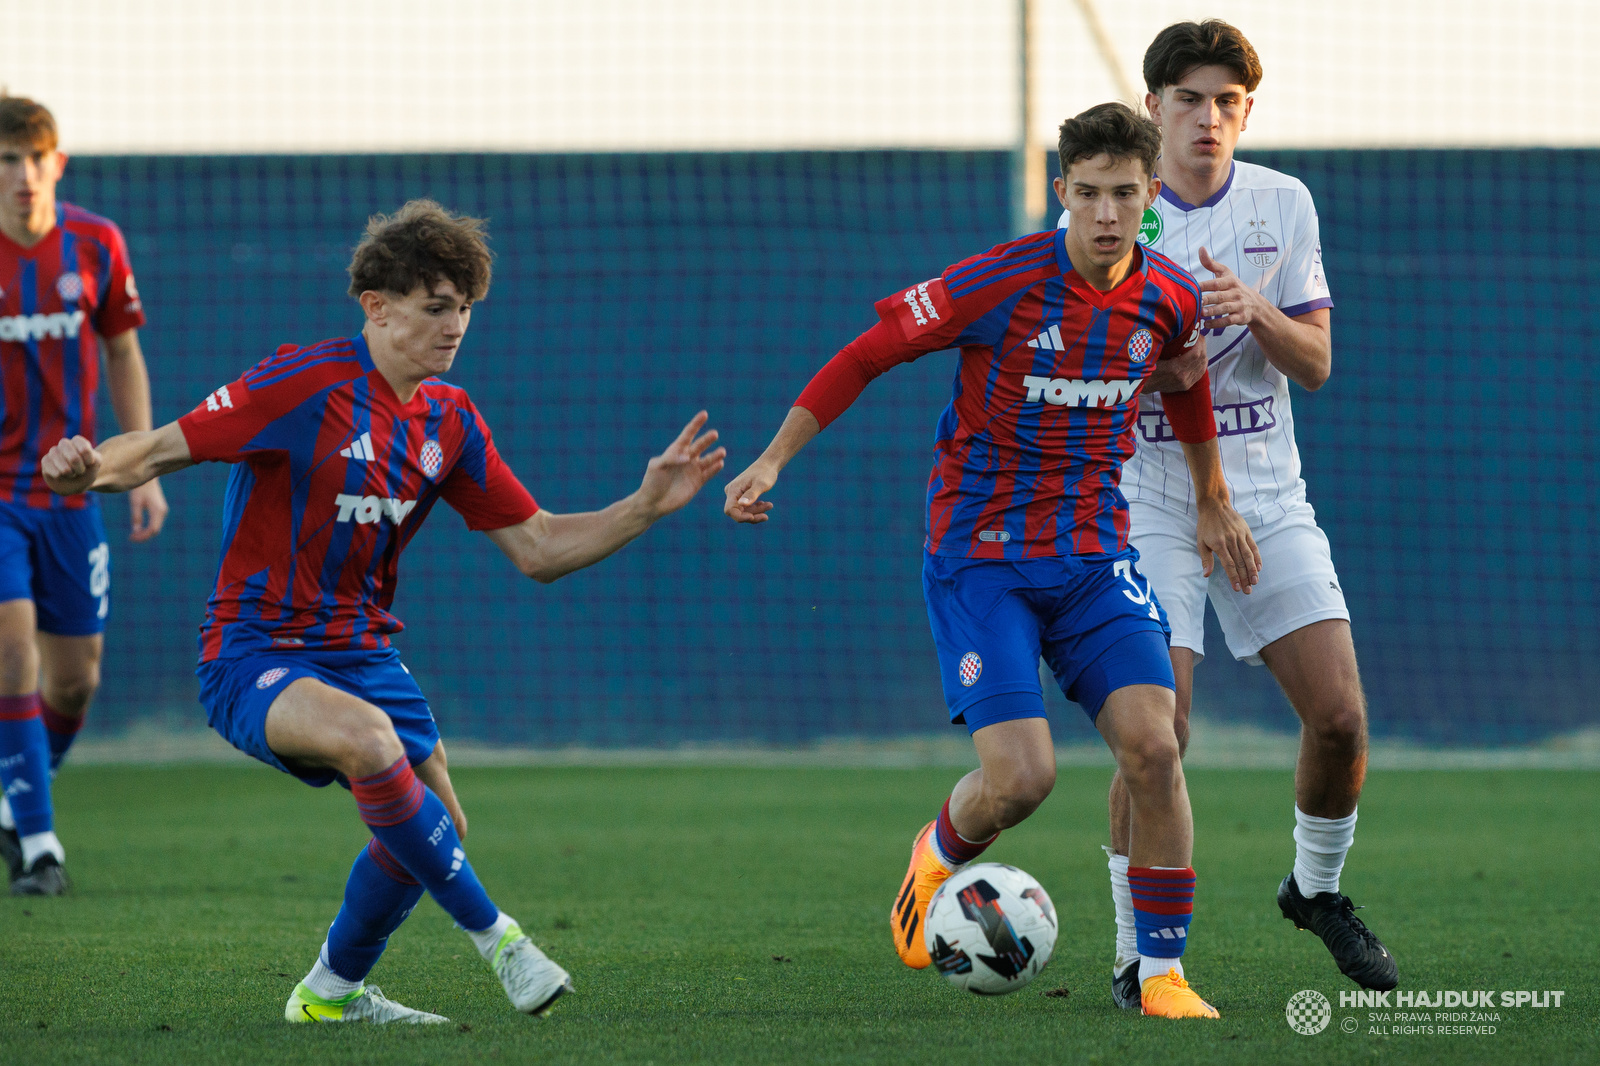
[346,199,493,301]
[1057,102,1162,180]
[1143,19,1262,95]
[0,94,59,151]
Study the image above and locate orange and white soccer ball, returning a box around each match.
[924,863,1058,995]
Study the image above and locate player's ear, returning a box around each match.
[1145,91,1163,125]
[1052,176,1068,209]
[1241,95,1254,132]
[51,150,68,180]
[359,289,388,324]
[1147,175,1161,207]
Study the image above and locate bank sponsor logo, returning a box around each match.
[1137,206,1162,246]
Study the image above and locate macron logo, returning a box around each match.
[334,494,417,525]
[1026,324,1066,351]
[204,385,234,411]
[339,432,376,461]
[0,310,86,343]
[1022,375,1139,408]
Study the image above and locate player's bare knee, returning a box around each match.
[988,761,1055,826]
[44,671,99,717]
[332,704,405,776]
[1304,698,1366,752]
[1116,728,1181,793]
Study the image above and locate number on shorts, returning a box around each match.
[1113,559,1161,621]
[88,542,110,618]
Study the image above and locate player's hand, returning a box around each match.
[1198,246,1270,329]
[40,435,103,497]
[128,478,169,543]
[635,411,726,520]
[1195,497,1261,594]
[723,461,779,524]
[1143,332,1207,393]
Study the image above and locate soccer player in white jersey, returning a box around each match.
[1067,21,1398,1000]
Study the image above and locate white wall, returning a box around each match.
[2,0,1595,153]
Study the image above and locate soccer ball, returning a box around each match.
[923,862,1057,995]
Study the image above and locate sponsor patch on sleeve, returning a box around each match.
[883,277,954,340]
[187,381,250,423]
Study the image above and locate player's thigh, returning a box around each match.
[923,555,1048,734]
[1258,618,1366,733]
[1169,646,1196,753]
[1128,502,1210,660]
[36,632,103,706]
[969,716,1056,802]
[263,675,402,773]
[32,503,111,639]
[1208,509,1349,667]
[0,598,38,692]
[1039,553,1174,725]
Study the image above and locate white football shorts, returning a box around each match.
[1128,500,1349,666]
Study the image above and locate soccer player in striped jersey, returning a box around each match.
[0,96,168,896]
[1085,21,1398,1001]
[726,104,1260,1018]
[41,200,726,1023]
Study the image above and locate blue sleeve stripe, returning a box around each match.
[242,339,356,387]
[944,235,1055,292]
[245,350,363,390]
[947,251,1055,299]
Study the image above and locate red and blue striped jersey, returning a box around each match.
[0,203,144,509]
[177,335,538,662]
[862,229,1202,558]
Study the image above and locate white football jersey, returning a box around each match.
[1059,160,1332,525]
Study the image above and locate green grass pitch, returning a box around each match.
[1,763,1592,1065]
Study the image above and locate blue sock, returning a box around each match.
[0,694,52,836]
[324,839,426,982]
[348,757,498,932]
[41,698,84,773]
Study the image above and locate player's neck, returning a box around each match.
[0,199,55,248]
[1155,155,1233,210]
[1063,235,1139,293]
[362,329,428,404]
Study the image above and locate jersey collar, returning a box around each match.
[0,203,63,255]
[1158,160,1235,212]
[1055,228,1149,309]
[350,333,431,416]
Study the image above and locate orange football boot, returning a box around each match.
[890,820,954,968]
[1141,967,1220,1018]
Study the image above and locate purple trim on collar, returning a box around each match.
[1158,161,1236,212]
[1280,297,1334,319]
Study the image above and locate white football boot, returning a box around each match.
[285,982,449,1024]
[489,923,573,1015]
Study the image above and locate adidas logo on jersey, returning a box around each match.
[0,310,86,343]
[1022,375,1139,408]
[1026,324,1066,351]
[334,493,417,525]
[340,432,376,461]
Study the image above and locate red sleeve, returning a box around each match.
[1162,369,1217,444]
[794,319,911,429]
[794,275,966,428]
[176,379,279,462]
[93,224,146,339]
[440,423,539,532]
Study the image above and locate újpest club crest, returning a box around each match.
[1242,229,1280,268]
[1127,329,1154,364]
[420,439,443,478]
[959,652,982,687]
[1136,207,1162,246]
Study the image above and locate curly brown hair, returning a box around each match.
[1057,102,1162,179]
[0,94,59,151]
[346,199,493,301]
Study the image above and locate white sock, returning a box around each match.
[1138,955,1184,983]
[1293,806,1357,896]
[0,794,13,831]
[20,831,63,869]
[1103,846,1138,972]
[303,943,363,1000]
[467,911,517,962]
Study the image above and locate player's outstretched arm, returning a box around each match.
[40,423,195,497]
[485,411,725,584]
[1179,436,1261,595]
[722,406,822,524]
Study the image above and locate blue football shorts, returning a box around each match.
[0,497,110,636]
[923,549,1176,733]
[196,647,441,788]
